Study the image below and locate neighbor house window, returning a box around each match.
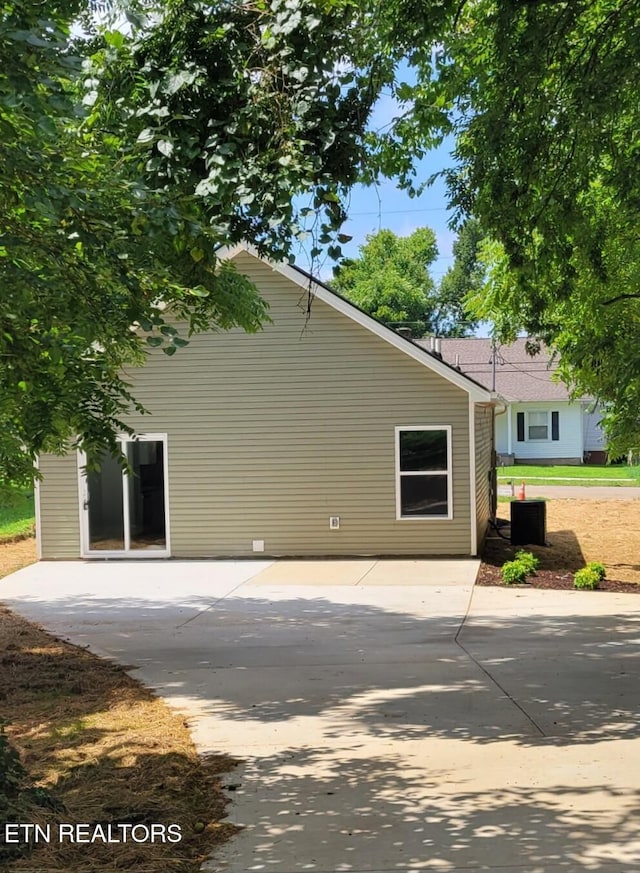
[396,427,452,519]
[516,410,560,442]
[527,411,549,440]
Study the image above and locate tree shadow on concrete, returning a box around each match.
[210,746,640,872]
[5,583,640,871]
[0,603,237,872]
[6,588,640,748]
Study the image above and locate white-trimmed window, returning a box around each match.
[396,426,452,520]
[516,410,560,443]
[527,411,549,440]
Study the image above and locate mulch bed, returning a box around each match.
[479,523,640,594]
[477,562,640,593]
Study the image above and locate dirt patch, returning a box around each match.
[0,537,36,578]
[0,541,238,872]
[480,498,640,591]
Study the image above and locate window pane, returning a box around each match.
[127,441,166,550]
[399,430,448,471]
[527,412,548,440]
[400,475,448,517]
[528,412,547,426]
[528,425,548,440]
[87,451,125,550]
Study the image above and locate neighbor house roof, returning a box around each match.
[415,337,573,403]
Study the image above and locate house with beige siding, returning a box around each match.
[36,245,498,561]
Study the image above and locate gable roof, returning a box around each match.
[415,337,572,402]
[221,244,493,402]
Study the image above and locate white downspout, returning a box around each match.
[493,400,508,519]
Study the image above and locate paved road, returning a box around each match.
[3,559,640,873]
[511,484,640,499]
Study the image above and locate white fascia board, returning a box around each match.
[216,243,247,261]
[220,244,492,401]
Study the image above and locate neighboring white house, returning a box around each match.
[416,337,606,465]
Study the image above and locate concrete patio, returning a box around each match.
[2,558,640,872]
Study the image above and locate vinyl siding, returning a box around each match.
[474,404,494,551]
[496,401,584,461]
[37,452,80,559]
[510,401,583,461]
[495,410,509,455]
[583,405,606,451]
[39,252,476,558]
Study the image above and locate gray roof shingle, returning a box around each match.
[415,337,573,402]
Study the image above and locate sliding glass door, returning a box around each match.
[80,435,169,557]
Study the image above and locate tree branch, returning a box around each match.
[602,292,640,305]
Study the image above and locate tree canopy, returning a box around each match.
[0,0,410,485]
[331,228,438,336]
[89,0,401,260]
[332,226,477,337]
[392,0,640,453]
[1,0,459,485]
[0,0,278,486]
[435,219,484,337]
[4,0,640,479]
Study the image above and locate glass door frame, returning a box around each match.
[78,433,171,559]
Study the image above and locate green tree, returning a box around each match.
[87,0,413,263]
[331,228,439,337]
[470,209,640,458]
[0,0,423,486]
[0,1,279,487]
[11,0,640,471]
[360,0,640,451]
[413,1,640,451]
[435,219,484,337]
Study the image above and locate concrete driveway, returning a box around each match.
[3,559,640,873]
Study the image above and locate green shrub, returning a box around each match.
[501,560,529,585]
[574,567,601,590]
[514,550,539,574]
[586,561,606,581]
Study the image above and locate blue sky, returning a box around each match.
[338,142,456,284]
[291,90,459,288]
[289,103,492,335]
[288,81,496,337]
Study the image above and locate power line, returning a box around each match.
[346,206,451,216]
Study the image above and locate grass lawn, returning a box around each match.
[0,488,35,541]
[496,464,640,487]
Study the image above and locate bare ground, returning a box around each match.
[0,539,238,872]
[0,535,36,578]
[479,498,640,591]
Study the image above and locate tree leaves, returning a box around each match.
[88,0,419,265]
[332,228,441,337]
[436,219,483,337]
[429,1,640,450]
[0,0,271,486]
[11,0,639,474]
